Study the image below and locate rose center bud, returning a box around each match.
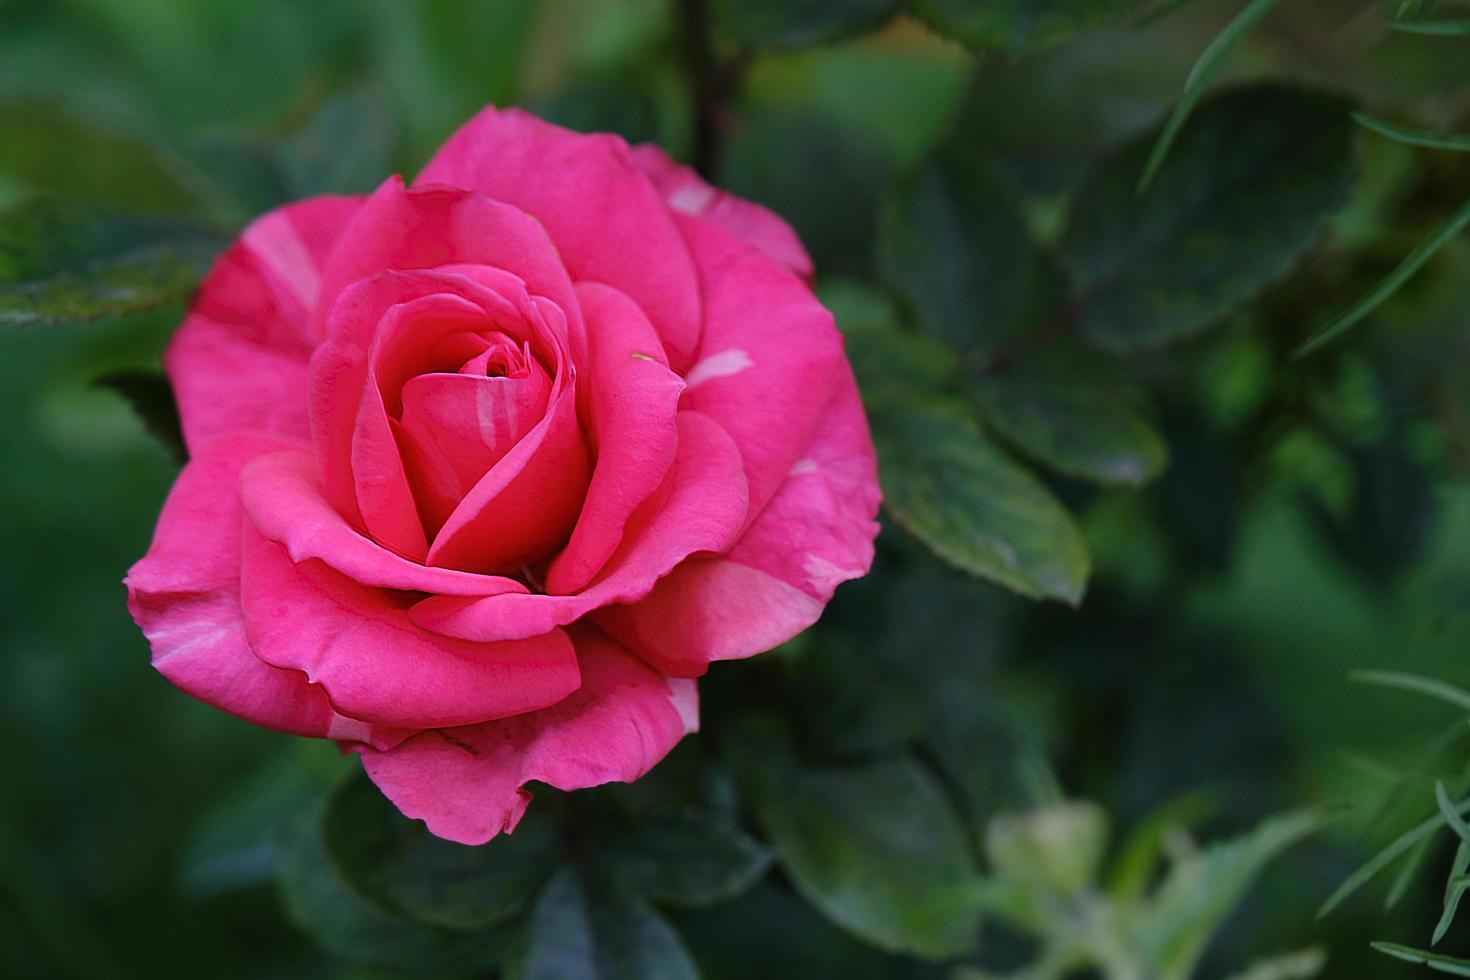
[392,329,554,537]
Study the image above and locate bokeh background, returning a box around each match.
[4,0,1470,976]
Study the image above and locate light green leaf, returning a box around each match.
[973,368,1167,485]
[1320,794,1470,918]
[322,770,560,932]
[1138,0,1282,191]
[877,402,1090,604]
[590,809,771,909]
[986,801,1110,899]
[1372,941,1470,976]
[1224,947,1327,980]
[1295,196,1470,356]
[1350,669,1470,713]
[1354,112,1470,152]
[1391,18,1470,35]
[1433,843,1470,944]
[908,0,1137,54]
[1064,85,1355,351]
[731,721,986,959]
[713,0,899,49]
[0,199,222,326]
[509,867,699,980]
[1437,781,1470,846]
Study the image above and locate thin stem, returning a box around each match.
[678,0,722,180]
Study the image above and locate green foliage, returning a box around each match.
[96,369,186,463]
[1062,85,1356,352]
[909,0,1138,54]
[587,809,771,908]
[713,0,899,49]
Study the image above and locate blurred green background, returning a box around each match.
[4,0,1470,976]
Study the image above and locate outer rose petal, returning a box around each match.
[677,214,845,523]
[238,527,582,730]
[125,432,401,747]
[354,628,698,845]
[416,107,703,369]
[599,365,880,676]
[631,144,813,280]
[167,196,361,452]
[546,282,685,595]
[409,410,747,642]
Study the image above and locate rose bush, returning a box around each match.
[125,107,880,845]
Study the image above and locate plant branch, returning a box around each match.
[676,0,742,180]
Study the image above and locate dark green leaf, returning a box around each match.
[96,370,185,463]
[1320,794,1470,918]
[877,149,1044,350]
[822,281,958,409]
[1350,670,1470,712]
[276,86,396,198]
[713,0,899,49]
[1064,85,1355,351]
[1433,841,1470,943]
[1390,18,1470,34]
[908,0,1137,54]
[1354,112,1470,152]
[277,795,512,973]
[731,722,986,959]
[510,866,699,980]
[0,199,222,326]
[323,770,560,932]
[0,101,211,214]
[1371,942,1470,975]
[591,809,771,909]
[877,402,1089,604]
[973,367,1167,485]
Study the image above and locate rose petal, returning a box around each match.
[677,215,844,523]
[125,432,404,747]
[168,196,361,451]
[545,282,685,595]
[410,410,747,642]
[238,527,582,730]
[598,365,880,675]
[631,144,813,280]
[354,627,698,844]
[416,107,702,368]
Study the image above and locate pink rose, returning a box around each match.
[125,108,880,844]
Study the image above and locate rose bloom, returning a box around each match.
[126,108,880,844]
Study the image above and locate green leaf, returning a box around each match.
[1320,794,1470,918]
[908,0,1136,54]
[713,0,899,49]
[877,148,1043,350]
[877,402,1090,604]
[973,368,1167,485]
[1354,112,1470,152]
[96,370,185,463]
[1433,842,1470,944]
[1223,947,1327,980]
[986,801,1110,898]
[0,199,223,326]
[823,281,958,409]
[275,86,396,198]
[277,795,512,973]
[1138,0,1282,191]
[1350,669,1470,713]
[731,721,986,959]
[509,866,699,980]
[322,770,560,932]
[1436,781,1470,846]
[1372,942,1470,976]
[1136,808,1328,977]
[590,809,771,909]
[1390,18,1470,35]
[0,101,212,215]
[1295,196,1470,356]
[1064,85,1355,352]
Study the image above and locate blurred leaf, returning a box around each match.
[1372,941,1470,975]
[95,370,184,463]
[1350,670,1470,713]
[590,809,770,909]
[986,801,1110,899]
[877,147,1043,350]
[1433,842,1470,943]
[528,81,662,146]
[1136,807,1327,977]
[0,101,211,214]
[1390,18,1470,34]
[824,281,958,409]
[1353,112,1470,152]
[277,796,512,973]
[1108,792,1216,903]
[0,199,221,326]
[1138,0,1281,191]
[877,402,1089,604]
[1321,793,1470,917]
[323,770,559,932]
[509,866,699,980]
[713,0,899,49]
[724,109,891,277]
[1063,85,1355,352]
[974,367,1167,485]
[1296,196,1470,357]
[276,86,395,198]
[908,0,1137,54]
[1223,947,1327,980]
[731,721,986,959]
